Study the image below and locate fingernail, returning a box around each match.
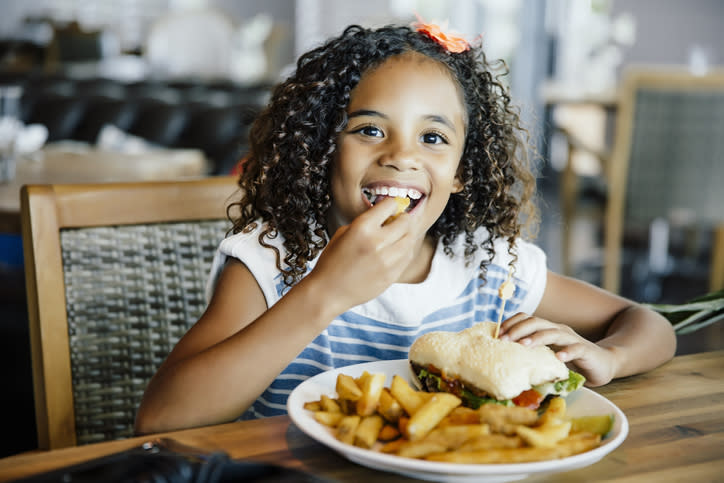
[557,351,569,361]
[500,334,510,341]
[520,338,531,346]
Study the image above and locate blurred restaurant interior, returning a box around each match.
[0,0,722,458]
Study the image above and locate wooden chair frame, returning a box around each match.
[21,176,238,449]
[603,68,724,294]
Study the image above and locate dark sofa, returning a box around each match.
[2,71,270,175]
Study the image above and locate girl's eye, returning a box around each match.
[422,132,448,145]
[352,125,383,138]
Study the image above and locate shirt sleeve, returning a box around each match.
[513,240,548,315]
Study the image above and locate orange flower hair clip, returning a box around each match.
[412,16,470,53]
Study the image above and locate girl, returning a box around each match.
[135,23,675,434]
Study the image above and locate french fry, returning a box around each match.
[303,400,322,412]
[378,388,404,423]
[389,375,426,416]
[443,406,481,426]
[477,404,538,435]
[553,432,602,458]
[356,372,386,416]
[406,393,461,441]
[538,396,567,426]
[379,438,405,454]
[397,415,410,437]
[355,414,384,449]
[423,424,491,449]
[305,370,606,464]
[336,373,363,401]
[397,440,448,458]
[383,196,410,225]
[355,371,371,388]
[336,415,361,445]
[515,420,572,448]
[427,446,560,464]
[314,410,345,427]
[378,424,401,441]
[458,433,524,451]
[320,394,342,413]
[338,398,356,415]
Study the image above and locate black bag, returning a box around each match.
[10,439,331,483]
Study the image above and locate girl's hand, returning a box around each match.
[499,313,617,387]
[306,197,422,314]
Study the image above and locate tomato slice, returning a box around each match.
[512,389,544,409]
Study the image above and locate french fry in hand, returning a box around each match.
[406,393,461,441]
[383,196,410,225]
[356,372,386,416]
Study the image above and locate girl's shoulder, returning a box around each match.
[218,220,285,256]
[206,220,291,307]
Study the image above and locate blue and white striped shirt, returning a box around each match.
[207,222,547,419]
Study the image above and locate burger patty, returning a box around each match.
[410,361,494,401]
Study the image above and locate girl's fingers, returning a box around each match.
[518,327,580,349]
[359,196,409,227]
[555,342,587,363]
[500,315,553,341]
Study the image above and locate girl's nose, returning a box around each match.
[379,142,419,171]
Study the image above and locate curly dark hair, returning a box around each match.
[230,24,539,288]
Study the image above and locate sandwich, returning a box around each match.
[408,322,585,409]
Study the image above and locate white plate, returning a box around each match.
[287,359,628,483]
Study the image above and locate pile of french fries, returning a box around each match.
[303,371,612,463]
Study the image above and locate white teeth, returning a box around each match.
[364,186,423,200]
[407,189,422,199]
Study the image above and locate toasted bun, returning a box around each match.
[408,322,569,400]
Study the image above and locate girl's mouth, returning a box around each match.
[362,186,424,212]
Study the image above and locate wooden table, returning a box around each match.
[0,350,722,482]
[0,144,209,233]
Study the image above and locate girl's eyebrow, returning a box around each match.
[424,114,456,131]
[349,110,456,131]
[348,109,388,119]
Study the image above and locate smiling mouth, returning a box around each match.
[362,186,423,212]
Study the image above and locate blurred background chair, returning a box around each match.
[21,177,238,449]
[145,9,233,79]
[562,67,724,302]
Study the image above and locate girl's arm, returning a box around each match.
[134,258,337,434]
[135,197,421,434]
[500,271,677,386]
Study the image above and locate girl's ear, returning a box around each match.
[451,175,463,194]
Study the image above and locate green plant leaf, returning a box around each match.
[644,290,724,334]
[676,311,724,334]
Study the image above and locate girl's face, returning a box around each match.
[330,51,466,233]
